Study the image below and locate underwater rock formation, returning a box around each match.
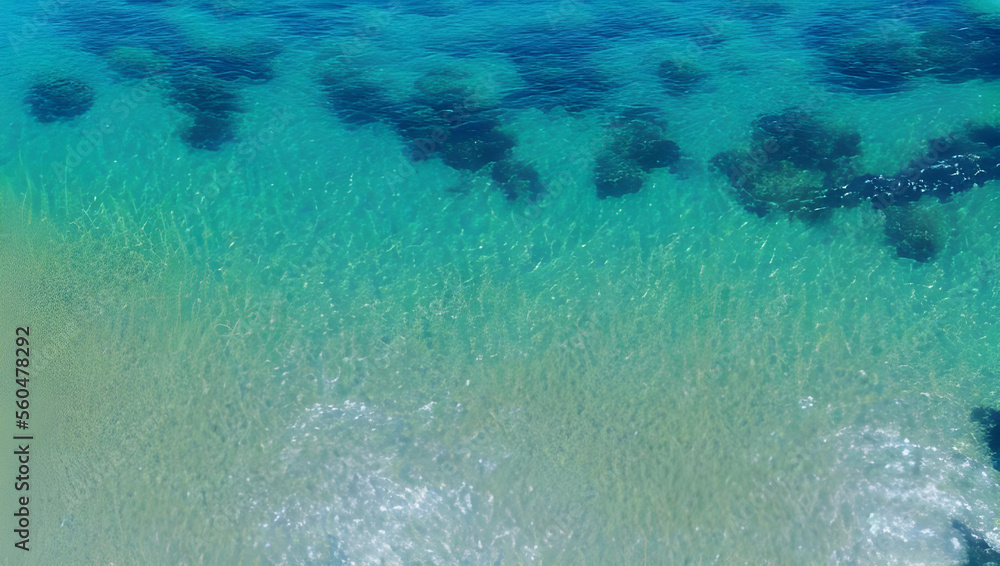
[952,520,1000,566]
[168,71,242,150]
[436,119,515,171]
[967,124,1000,148]
[713,115,1000,260]
[843,152,1000,209]
[805,10,1000,93]
[491,159,544,201]
[594,151,645,199]
[318,68,406,127]
[882,204,945,262]
[610,119,682,172]
[24,77,96,123]
[593,115,684,199]
[971,407,1000,472]
[711,109,861,215]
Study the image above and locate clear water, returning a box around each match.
[1,0,1000,564]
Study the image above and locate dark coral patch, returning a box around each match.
[317,68,407,127]
[594,151,644,199]
[711,109,862,215]
[24,77,96,123]
[168,71,242,150]
[751,110,861,171]
[952,520,1000,566]
[967,124,1000,148]
[971,407,1000,472]
[181,111,238,151]
[883,204,945,262]
[492,159,544,201]
[609,120,682,172]
[593,114,683,199]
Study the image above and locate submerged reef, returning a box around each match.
[317,66,406,127]
[435,119,516,171]
[168,70,243,150]
[318,64,541,199]
[805,10,1000,93]
[713,113,1000,260]
[971,407,1000,472]
[594,151,645,199]
[844,152,1000,209]
[24,77,96,123]
[491,159,544,202]
[844,126,1000,209]
[882,204,945,262]
[593,114,683,199]
[711,109,861,215]
[952,520,1000,566]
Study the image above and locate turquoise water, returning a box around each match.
[1,0,1000,564]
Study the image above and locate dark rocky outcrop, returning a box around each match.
[711,109,862,215]
[593,113,683,199]
[24,77,96,123]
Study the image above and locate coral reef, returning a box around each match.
[593,114,683,199]
[168,70,242,150]
[436,119,515,171]
[711,109,861,215]
[952,520,1000,566]
[24,77,96,123]
[491,159,544,202]
[971,406,1000,472]
[882,204,945,262]
[806,10,1000,93]
[594,151,645,199]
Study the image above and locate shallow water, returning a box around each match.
[1,0,1000,564]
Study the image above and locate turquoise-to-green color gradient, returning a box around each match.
[1,0,1000,563]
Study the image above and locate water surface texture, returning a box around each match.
[2,0,1000,564]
